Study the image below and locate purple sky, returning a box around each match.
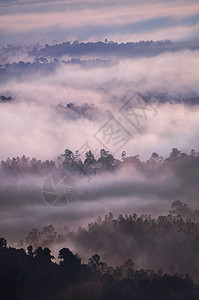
[0,0,199,45]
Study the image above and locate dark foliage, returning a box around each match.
[23,201,199,284]
[0,95,12,102]
[0,155,56,175]
[66,210,199,282]
[30,40,199,58]
[1,147,199,187]
[0,238,198,300]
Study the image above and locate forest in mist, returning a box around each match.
[2,148,199,284]
[1,234,199,300]
[1,0,199,298]
[1,39,199,298]
[1,200,199,299]
[1,146,199,241]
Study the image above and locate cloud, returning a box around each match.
[0,49,199,161]
[0,29,198,251]
[0,0,199,44]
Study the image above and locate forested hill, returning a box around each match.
[0,235,199,300]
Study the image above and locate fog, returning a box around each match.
[1,2,199,298]
[0,41,199,244]
[0,48,199,161]
[0,145,199,243]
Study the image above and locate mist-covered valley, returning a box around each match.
[1,0,199,298]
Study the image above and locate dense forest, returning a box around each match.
[1,147,199,176]
[1,0,199,298]
[2,145,199,299]
[30,40,199,58]
[17,201,198,281]
[1,231,199,300]
[1,148,199,203]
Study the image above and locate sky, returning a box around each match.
[0,0,199,45]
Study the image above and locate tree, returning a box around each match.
[149,152,163,163]
[121,151,126,162]
[43,247,55,263]
[58,248,81,266]
[0,238,7,250]
[63,149,74,166]
[98,149,115,171]
[123,259,134,270]
[27,245,33,257]
[25,228,40,248]
[88,254,100,269]
[169,148,181,160]
[33,247,54,264]
[189,149,196,157]
[170,200,192,219]
[84,150,96,171]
